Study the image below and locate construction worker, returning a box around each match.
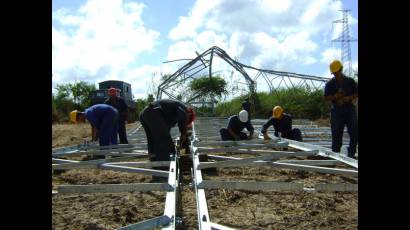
[105,87,129,144]
[241,97,251,122]
[220,110,254,141]
[324,60,358,159]
[70,104,119,147]
[261,106,302,141]
[139,99,196,163]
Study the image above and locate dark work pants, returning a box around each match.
[330,106,358,158]
[98,112,118,146]
[118,120,128,144]
[282,128,303,142]
[220,128,248,141]
[140,107,175,162]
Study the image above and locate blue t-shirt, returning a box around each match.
[85,104,118,128]
[324,75,358,109]
[227,115,254,134]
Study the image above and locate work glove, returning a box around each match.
[342,95,353,103]
[334,91,345,100]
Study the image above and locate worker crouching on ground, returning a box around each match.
[105,87,129,144]
[324,60,358,159]
[220,110,254,141]
[70,104,119,147]
[139,99,195,164]
[261,106,302,141]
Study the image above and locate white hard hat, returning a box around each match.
[238,110,248,122]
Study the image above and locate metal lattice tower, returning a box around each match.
[332,9,357,77]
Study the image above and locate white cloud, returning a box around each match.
[321,47,341,64]
[52,0,160,95]
[166,0,355,76]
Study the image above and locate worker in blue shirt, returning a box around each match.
[139,99,196,162]
[70,104,119,147]
[220,110,254,141]
[105,87,129,144]
[324,60,358,159]
[261,106,302,141]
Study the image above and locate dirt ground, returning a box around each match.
[52,122,357,230]
[52,123,137,148]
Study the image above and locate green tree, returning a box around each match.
[147,94,155,104]
[53,81,97,122]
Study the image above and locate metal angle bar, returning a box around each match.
[198,150,318,169]
[314,183,358,192]
[191,122,212,230]
[52,158,80,164]
[99,164,169,177]
[271,162,358,177]
[207,155,243,161]
[57,183,173,194]
[275,160,344,166]
[78,144,139,150]
[162,159,178,230]
[197,147,301,155]
[198,180,303,191]
[116,215,172,230]
[52,147,145,157]
[195,139,278,147]
[284,138,358,168]
[196,142,289,152]
[52,156,138,170]
[105,161,171,168]
[210,222,237,230]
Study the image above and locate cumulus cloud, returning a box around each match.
[52,0,160,97]
[167,0,356,75]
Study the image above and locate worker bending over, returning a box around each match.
[261,106,302,141]
[70,104,119,147]
[324,60,358,159]
[220,110,254,141]
[139,99,195,163]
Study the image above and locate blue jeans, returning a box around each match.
[330,105,358,158]
[98,111,119,146]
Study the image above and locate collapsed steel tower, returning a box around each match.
[157,46,330,107]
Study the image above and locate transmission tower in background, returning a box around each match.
[332,9,357,78]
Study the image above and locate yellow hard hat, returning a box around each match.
[330,60,343,73]
[70,110,78,123]
[272,106,284,118]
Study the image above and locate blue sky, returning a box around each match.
[52,0,358,99]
